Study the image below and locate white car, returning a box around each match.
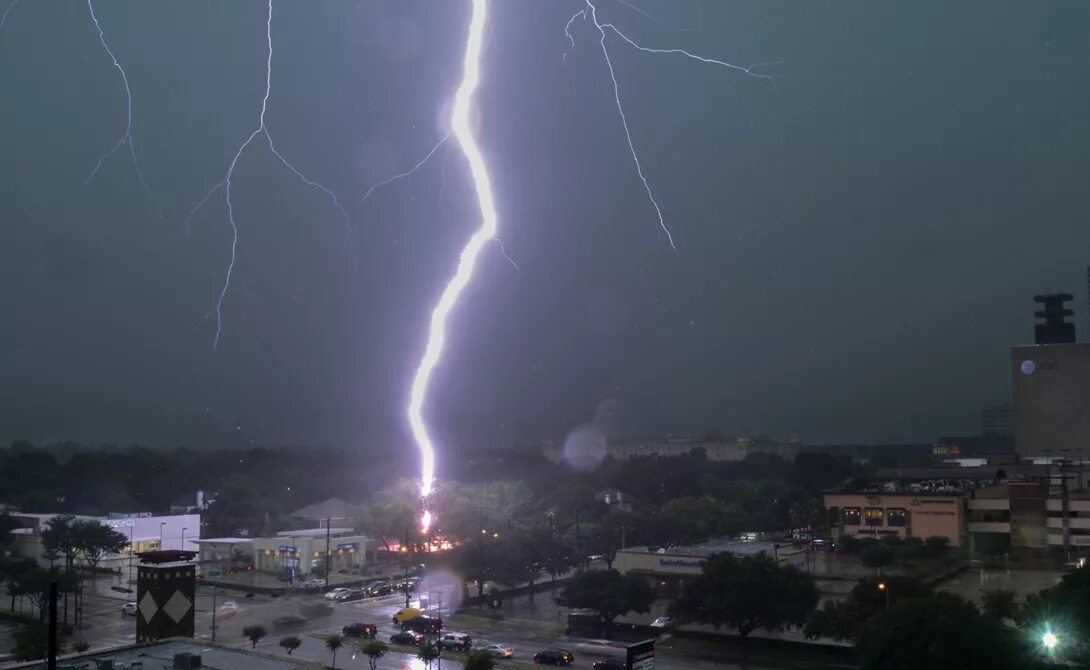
[121,602,138,616]
[300,578,324,589]
[218,601,240,616]
[324,588,350,600]
[650,616,674,629]
[483,644,514,658]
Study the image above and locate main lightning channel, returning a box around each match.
[85,0,158,214]
[186,0,355,350]
[408,0,496,533]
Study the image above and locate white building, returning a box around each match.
[252,528,371,576]
[6,512,200,568]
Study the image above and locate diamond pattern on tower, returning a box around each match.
[138,590,158,622]
[162,589,192,623]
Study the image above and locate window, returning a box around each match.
[887,508,907,527]
[864,507,884,526]
[842,507,861,526]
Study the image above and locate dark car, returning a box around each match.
[592,659,625,670]
[339,589,367,602]
[390,630,423,646]
[533,650,574,666]
[342,623,377,638]
[402,615,443,634]
[367,583,393,597]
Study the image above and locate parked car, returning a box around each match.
[324,587,350,600]
[121,602,138,616]
[482,644,515,658]
[402,615,443,634]
[218,601,240,617]
[390,630,423,646]
[392,607,423,624]
[110,585,133,594]
[342,622,377,638]
[532,650,574,665]
[300,578,324,589]
[650,616,674,629]
[367,583,393,597]
[338,589,367,602]
[439,632,472,651]
[592,659,626,670]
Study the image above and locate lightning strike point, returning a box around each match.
[408,0,497,531]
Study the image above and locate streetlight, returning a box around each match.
[877,581,889,611]
[159,522,166,548]
[181,527,188,551]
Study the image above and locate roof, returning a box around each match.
[621,539,781,559]
[873,467,1002,480]
[193,537,253,544]
[288,497,362,521]
[3,639,317,669]
[274,527,355,538]
[136,549,197,564]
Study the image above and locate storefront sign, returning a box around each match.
[658,558,703,568]
[626,639,655,670]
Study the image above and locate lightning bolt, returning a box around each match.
[360,131,451,206]
[84,0,158,214]
[409,0,496,533]
[566,0,776,250]
[0,0,20,31]
[186,0,355,351]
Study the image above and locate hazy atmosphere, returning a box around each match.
[3,0,1089,454]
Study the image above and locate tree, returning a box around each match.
[556,570,654,633]
[11,625,66,662]
[674,553,818,639]
[278,636,301,655]
[1,556,36,612]
[360,640,388,670]
[805,576,930,643]
[242,625,267,649]
[416,638,441,669]
[923,536,950,558]
[72,640,91,653]
[980,588,1019,622]
[1021,565,1090,667]
[72,520,129,574]
[857,592,1023,670]
[788,498,824,532]
[463,649,498,670]
[860,542,896,575]
[326,634,343,669]
[0,512,19,553]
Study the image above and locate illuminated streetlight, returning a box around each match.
[1042,631,1058,651]
[877,582,889,610]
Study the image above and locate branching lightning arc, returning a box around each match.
[566,0,776,250]
[408,0,496,533]
[186,0,355,351]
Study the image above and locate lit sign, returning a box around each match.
[659,558,704,568]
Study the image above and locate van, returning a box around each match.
[440,632,472,651]
[392,607,423,624]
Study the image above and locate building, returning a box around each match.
[3,639,323,669]
[6,512,199,568]
[825,488,967,547]
[252,528,370,576]
[543,435,800,464]
[982,403,1014,437]
[1012,292,1090,459]
[135,550,198,642]
[191,537,254,572]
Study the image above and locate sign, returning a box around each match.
[626,639,655,670]
[207,570,220,577]
[658,558,703,569]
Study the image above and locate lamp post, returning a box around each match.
[877,581,889,610]
[181,527,187,551]
[159,523,166,549]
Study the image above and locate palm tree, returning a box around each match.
[326,634,343,669]
[789,498,825,533]
[361,640,388,670]
[278,636,301,655]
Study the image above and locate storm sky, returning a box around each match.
[2,1,1089,458]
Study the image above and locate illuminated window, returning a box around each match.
[842,507,861,526]
[887,508,908,527]
[864,508,884,527]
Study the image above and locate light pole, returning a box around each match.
[877,581,889,610]
[159,523,166,549]
[181,527,187,551]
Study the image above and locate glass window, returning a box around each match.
[864,507,884,526]
[842,507,861,526]
[887,508,908,527]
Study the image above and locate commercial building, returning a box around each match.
[252,528,370,576]
[824,488,967,547]
[191,537,254,573]
[1012,292,1090,459]
[6,512,199,568]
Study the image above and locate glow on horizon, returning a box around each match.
[408,0,496,533]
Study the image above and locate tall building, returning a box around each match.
[1012,292,1090,458]
[982,403,1014,437]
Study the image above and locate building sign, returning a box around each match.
[108,519,136,528]
[626,639,655,670]
[658,558,703,569]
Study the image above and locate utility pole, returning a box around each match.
[211,584,218,642]
[325,517,332,590]
[48,581,57,670]
[404,526,411,609]
[574,509,582,574]
[1061,453,1072,559]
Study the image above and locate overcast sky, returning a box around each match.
[2,1,1089,458]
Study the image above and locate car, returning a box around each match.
[395,577,420,592]
[482,644,515,658]
[324,587,350,600]
[273,614,307,629]
[402,615,443,634]
[342,622,377,638]
[392,607,423,624]
[390,630,423,646]
[300,578,324,589]
[650,615,674,629]
[532,649,574,665]
[110,585,133,594]
[367,583,393,597]
[338,589,367,602]
[218,601,240,617]
[592,660,626,670]
[121,602,138,616]
[439,632,472,651]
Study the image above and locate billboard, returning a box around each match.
[626,639,655,670]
